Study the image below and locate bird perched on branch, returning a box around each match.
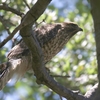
[0,22,82,89]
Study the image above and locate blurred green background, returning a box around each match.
[0,0,97,100]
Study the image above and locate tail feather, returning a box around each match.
[0,58,31,90]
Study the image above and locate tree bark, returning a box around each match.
[90,0,100,100]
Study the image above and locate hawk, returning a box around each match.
[0,22,82,89]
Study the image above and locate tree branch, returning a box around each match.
[85,83,98,99]
[89,0,100,100]
[0,3,24,17]
[20,20,85,100]
[90,0,100,83]
[20,0,85,100]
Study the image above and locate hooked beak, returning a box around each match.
[79,27,83,31]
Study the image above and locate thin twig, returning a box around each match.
[33,19,46,29]
[0,16,11,35]
[51,75,70,78]
[23,0,31,9]
[59,95,63,100]
[0,24,22,48]
[0,3,24,17]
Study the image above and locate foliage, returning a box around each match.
[0,0,97,100]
